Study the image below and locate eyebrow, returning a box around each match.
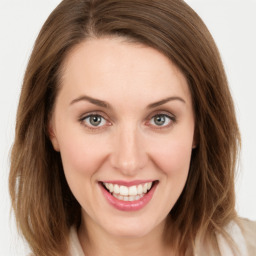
[70,95,185,108]
[70,95,109,108]
[147,96,186,109]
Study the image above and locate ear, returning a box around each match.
[48,120,60,152]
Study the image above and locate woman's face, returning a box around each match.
[50,37,195,238]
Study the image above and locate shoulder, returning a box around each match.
[237,217,256,255]
[219,217,256,256]
[197,218,256,256]
[68,226,85,256]
[237,217,256,234]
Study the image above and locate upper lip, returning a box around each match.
[100,180,157,186]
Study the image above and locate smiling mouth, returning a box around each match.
[100,181,158,202]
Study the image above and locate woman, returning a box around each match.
[9,0,256,255]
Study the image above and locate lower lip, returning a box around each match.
[99,182,158,211]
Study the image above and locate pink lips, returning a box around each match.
[101,180,154,186]
[99,181,158,211]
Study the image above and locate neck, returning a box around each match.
[78,215,176,256]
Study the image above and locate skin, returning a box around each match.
[49,37,195,256]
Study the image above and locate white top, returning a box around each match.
[68,226,85,256]
[68,218,256,256]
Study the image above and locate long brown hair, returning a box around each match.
[9,0,240,255]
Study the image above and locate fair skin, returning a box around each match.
[50,37,195,256]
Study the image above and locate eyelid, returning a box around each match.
[145,110,176,129]
[78,110,176,131]
[79,111,112,130]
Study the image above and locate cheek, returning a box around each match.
[150,129,193,166]
[57,134,108,210]
[154,142,191,174]
[150,136,193,209]
[58,130,108,177]
[145,112,194,175]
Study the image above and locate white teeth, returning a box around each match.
[143,183,148,193]
[103,181,154,197]
[129,196,135,201]
[137,185,143,195]
[147,182,152,190]
[113,194,123,200]
[128,185,137,196]
[114,184,119,194]
[109,183,114,193]
[120,186,129,196]
[113,194,143,202]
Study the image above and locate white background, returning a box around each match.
[0,0,255,255]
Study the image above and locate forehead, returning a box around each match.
[58,37,191,107]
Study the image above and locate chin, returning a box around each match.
[102,217,160,238]
[109,227,151,238]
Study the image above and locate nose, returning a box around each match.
[109,125,148,176]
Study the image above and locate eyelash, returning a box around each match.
[146,112,176,130]
[79,112,111,131]
[79,111,176,131]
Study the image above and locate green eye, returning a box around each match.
[83,115,106,127]
[150,114,172,127]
